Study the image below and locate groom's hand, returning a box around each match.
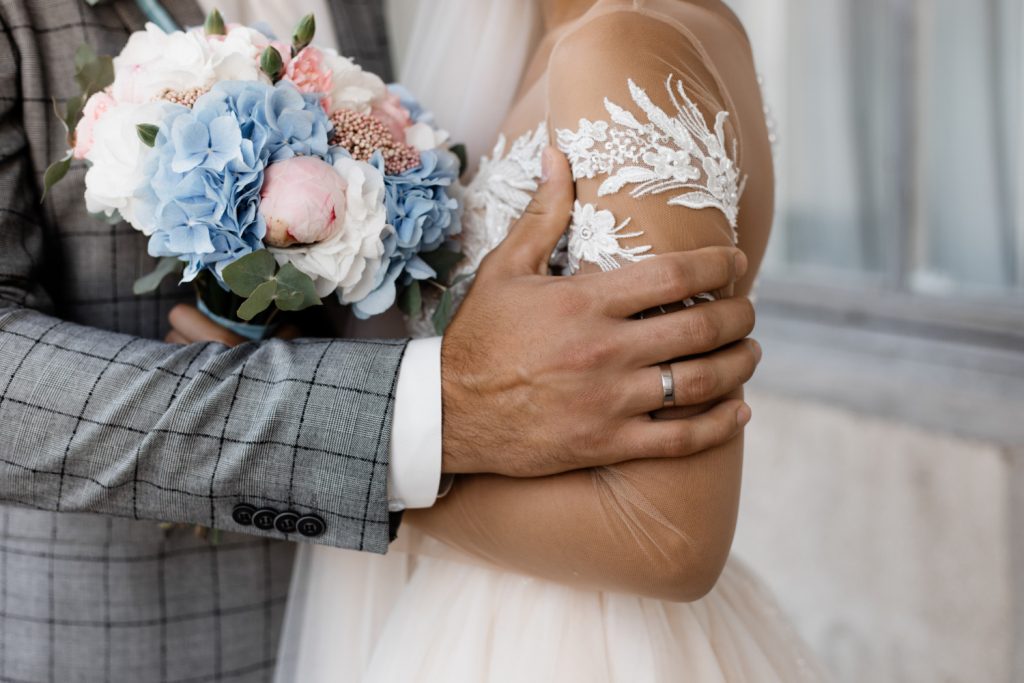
[441,148,760,477]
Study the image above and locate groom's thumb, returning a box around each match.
[489,146,575,276]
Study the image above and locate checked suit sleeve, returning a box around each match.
[0,20,405,554]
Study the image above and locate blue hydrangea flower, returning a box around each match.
[387,84,434,127]
[137,80,331,282]
[351,148,461,319]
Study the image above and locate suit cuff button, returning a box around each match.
[252,508,278,530]
[273,510,300,534]
[296,514,326,538]
[231,503,257,526]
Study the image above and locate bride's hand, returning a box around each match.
[163,304,301,347]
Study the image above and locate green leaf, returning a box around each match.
[449,143,468,177]
[397,280,422,317]
[73,43,97,74]
[73,44,113,99]
[237,280,278,320]
[260,46,284,82]
[133,257,183,295]
[136,123,159,147]
[274,263,322,311]
[431,289,455,335]
[222,250,277,296]
[292,14,316,54]
[41,154,72,201]
[204,8,226,36]
[420,248,464,283]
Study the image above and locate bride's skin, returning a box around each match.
[166,0,772,602]
[404,0,774,601]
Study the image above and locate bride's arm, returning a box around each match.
[407,10,774,602]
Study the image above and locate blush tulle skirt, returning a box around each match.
[273,531,828,682]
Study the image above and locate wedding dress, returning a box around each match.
[275,1,827,680]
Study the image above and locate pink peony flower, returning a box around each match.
[260,157,347,248]
[73,91,116,160]
[285,46,332,110]
[370,90,413,142]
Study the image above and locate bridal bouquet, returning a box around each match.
[46,10,464,336]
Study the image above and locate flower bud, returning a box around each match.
[260,157,347,248]
[292,14,316,55]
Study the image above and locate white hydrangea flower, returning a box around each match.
[83,101,168,233]
[269,156,388,303]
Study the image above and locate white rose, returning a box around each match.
[269,156,387,303]
[112,23,215,103]
[83,101,167,233]
[320,49,386,114]
[206,26,271,83]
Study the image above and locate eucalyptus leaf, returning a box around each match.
[73,44,113,99]
[133,257,183,295]
[449,143,468,177]
[136,123,159,147]
[397,280,422,317]
[222,251,277,296]
[64,95,85,140]
[274,263,321,311]
[420,248,463,283]
[41,155,72,201]
[237,280,278,321]
[432,289,454,335]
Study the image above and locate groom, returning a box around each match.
[0,0,759,679]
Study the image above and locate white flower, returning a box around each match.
[568,201,652,273]
[111,23,215,103]
[269,156,387,303]
[319,48,387,113]
[206,26,271,83]
[83,101,167,232]
[404,121,450,151]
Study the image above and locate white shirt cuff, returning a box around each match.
[387,336,443,511]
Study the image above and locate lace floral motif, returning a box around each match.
[556,76,745,239]
[568,201,652,273]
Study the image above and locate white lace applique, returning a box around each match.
[457,122,549,274]
[556,75,745,239]
[568,201,652,273]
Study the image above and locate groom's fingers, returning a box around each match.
[623,298,757,366]
[486,146,575,276]
[168,304,246,347]
[592,248,747,318]
[620,399,750,461]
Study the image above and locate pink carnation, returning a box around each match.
[72,91,116,160]
[260,157,347,248]
[285,46,332,111]
[370,91,413,142]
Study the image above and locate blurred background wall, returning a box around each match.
[724,1,1024,681]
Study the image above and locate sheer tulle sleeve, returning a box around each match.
[407,5,774,602]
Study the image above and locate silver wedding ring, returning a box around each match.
[659,364,676,408]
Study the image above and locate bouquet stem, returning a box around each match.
[193,272,281,341]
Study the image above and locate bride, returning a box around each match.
[176,0,827,680]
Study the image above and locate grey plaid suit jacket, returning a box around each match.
[0,0,402,680]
